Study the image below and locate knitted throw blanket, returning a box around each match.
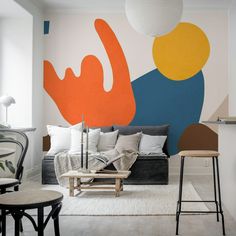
[54,149,138,187]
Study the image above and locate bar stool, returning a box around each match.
[176,150,225,235]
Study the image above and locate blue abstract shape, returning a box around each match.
[44,21,50,35]
[131,69,204,156]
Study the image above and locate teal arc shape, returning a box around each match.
[131,69,205,156]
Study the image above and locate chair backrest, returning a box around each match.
[0,129,28,181]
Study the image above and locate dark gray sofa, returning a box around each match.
[42,124,169,185]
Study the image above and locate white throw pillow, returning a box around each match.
[69,128,101,154]
[98,130,119,152]
[139,134,167,154]
[47,123,82,155]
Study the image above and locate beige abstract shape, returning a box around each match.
[206,95,229,133]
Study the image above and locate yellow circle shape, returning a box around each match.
[153,22,210,81]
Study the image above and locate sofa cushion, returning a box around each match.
[113,125,169,155]
[46,123,83,155]
[113,125,169,136]
[115,132,142,153]
[90,126,113,133]
[139,134,167,154]
[98,130,119,152]
[69,128,101,154]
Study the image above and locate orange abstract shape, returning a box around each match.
[44,19,136,126]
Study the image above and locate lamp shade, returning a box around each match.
[0,95,15,107]
[125,0,183,37]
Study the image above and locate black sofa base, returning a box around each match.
[42,155,58,185]
[125,155,169,185]
[42,155,169,185]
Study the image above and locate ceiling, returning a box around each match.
[0,0,233,18]
[35,0,232,12]
[0,0,31,18]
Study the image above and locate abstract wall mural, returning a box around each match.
[152,22,210,81]
[131,69,204,155]
[130,22,209,155]
[44,13,228,155]
[44,21,50,35]
[177,123,218,151]
[44,19,136,126]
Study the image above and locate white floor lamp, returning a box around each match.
[0,95,15,127]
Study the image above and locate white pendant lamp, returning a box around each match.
[125,0,183,37]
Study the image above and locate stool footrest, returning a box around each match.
[179,210,222,214]
[179,200,218,203]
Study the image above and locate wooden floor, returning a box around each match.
[5,175,236,236]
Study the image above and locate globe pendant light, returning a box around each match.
[125,0,183,37]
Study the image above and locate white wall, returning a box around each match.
[0,2,35,174]
[14,0,44,176]
[219,0,236,222]
[0,0,44,177]
[219,125,236,221]
[0,16,32,127]
[0,1,229,178]
[44,8,229,176]
[169,8,229,175]
[229,1,236,115]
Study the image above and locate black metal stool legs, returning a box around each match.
[215,157,226,235]
[176,156,185,235]
[212,157,219,222]
[176,155,226,235]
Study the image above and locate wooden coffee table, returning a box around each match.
[61,170,131,197]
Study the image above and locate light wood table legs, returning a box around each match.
[69,177,74,197]
[69,177,81,197]
[63,170,130,198]
[115,178,121,197]
[77,178,81,192]
[68,177,124,197]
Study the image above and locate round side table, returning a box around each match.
[0,190,63,236]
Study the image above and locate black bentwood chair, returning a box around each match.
[0,129,28,193]
[0,129,29,233]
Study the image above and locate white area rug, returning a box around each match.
[40,183,208,216]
